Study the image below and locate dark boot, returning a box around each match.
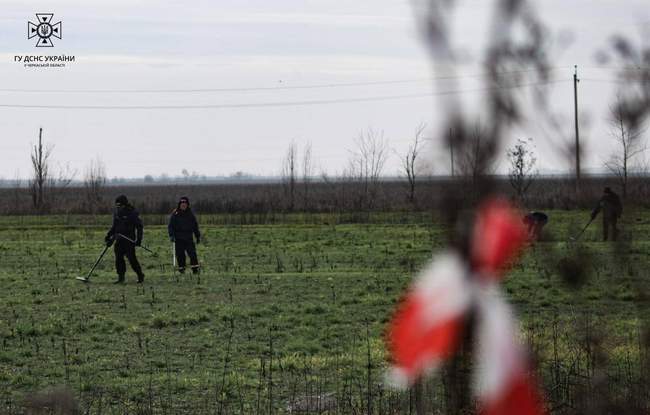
[191,265,200,275]
[137,273,145,284]
[178,267,185,274]
[114,275,125,284]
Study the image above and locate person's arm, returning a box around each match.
[134,211,144,246]
[168,213,176,242]
[192,213,201,243]
[105,214,116,245]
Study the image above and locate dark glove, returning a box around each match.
[590,211,597,221]
[170,236,175,243]
[135,238,142,247]
[196,237,201,244]
[105,235,114,247]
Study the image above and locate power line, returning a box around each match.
[581,77,649,84]
[0,67,570,94]
[580,78,625,84]
[0,79,569,110]
[581,65,650,72]
[0,78,433,94]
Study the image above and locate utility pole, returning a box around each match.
[573,65,581,192]
[449,128,455,177]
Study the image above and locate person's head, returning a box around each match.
[115,195,129,208]
[178,196,190,211]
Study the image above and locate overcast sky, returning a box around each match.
[1,0,649,180]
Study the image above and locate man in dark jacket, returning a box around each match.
[168,196,201,274]
[591,187,623,241]
[105,195,145,283]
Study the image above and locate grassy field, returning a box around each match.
[1,210,649,414]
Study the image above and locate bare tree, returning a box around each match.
[55,163,76,188]
[346,128,389,209]
[281,141,297,211]
[28,128,77,213]
[302,142,313,209]
[50,163,77,213]
[29,128,53,213]
[507,137,537,203]
[605,103,647,199]
[400,123,427,203]
[83,157,107,213]
[456,123,495,185]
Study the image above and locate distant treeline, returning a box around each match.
[0,176,648,216]
[0,175,285,188]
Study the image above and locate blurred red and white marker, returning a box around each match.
[386,198,546,415]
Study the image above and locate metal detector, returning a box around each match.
[570,217,594,241]
[115,233,157,256]
[76,244,111,283]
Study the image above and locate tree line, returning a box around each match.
[3,114,647,216]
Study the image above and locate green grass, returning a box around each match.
[1,210,649,414]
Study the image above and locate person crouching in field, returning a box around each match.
[523,211,548,241]
[591,187,622,241]
[168,196,201,274]
[105,195,145,284]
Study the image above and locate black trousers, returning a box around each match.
[114,241,144,278]
[175,239,199,272]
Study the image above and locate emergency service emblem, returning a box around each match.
[28,13,62,47]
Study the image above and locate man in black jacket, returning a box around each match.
[168,196,201,274]
[105,195,145,283]
[591,187,623,241]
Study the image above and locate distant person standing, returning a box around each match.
[168,196,201,274]
[523,211,548,240]
[591,187,622,241]
[105,195,145,284]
